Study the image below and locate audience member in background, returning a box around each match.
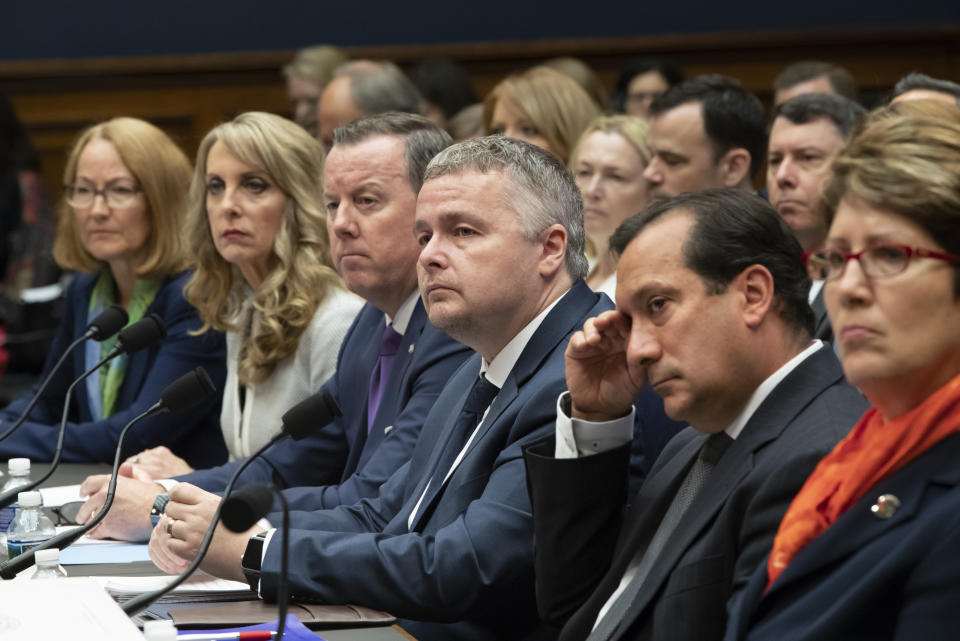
[725,100,960,641]
[80,114,468,542]
[767,93,865,342]
[282,45,349,138]
[644,75,766,202]
[317,60,423,150]
[407,59,478,130]
[110,111,361,479]
[151,136,613,641]
[773,60,859,106]
[0,118,227,465]
[527,188,866,641]
[447,103,484,142]
[543,56,612,112]
[890,72,960,106]
[570,115,651,297]
[485,66,600,163]
[611,58,685,118]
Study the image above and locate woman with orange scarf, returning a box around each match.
[724,101,960,640]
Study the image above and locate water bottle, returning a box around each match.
[0,458,31,555]
[6,491,55,559]
[31,547,67,579]
[143,620,178,641]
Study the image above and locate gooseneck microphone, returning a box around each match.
[0,305,128,444]
[121,389,341,617]
[222,484,291,641]
[0,314,167,511]
[0,367,216,579]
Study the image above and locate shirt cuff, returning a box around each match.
[257,527,278,597]
[554,391,635,459]
[156,479,178,491]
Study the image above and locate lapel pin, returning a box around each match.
[408,344,415,354]
[870,494,901,519]
[384,425,394,435]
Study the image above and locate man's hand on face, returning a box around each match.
[565,309,647,422]
[148,483,250,583]
[76,470,166,542]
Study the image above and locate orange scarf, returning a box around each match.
[767,371,960,588]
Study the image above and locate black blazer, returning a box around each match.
[526,346,868,641]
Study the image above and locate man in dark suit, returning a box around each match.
[153,136,623,640]
[525,188,868,641]
[76,113,470,540]
[766,93,865,342]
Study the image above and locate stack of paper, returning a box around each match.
[95,573,256,604]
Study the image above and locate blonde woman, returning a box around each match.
[0,118,227,466]
[127,112,361,478]
[484,67,600,163]
[569,115,652,297]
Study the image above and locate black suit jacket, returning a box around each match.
[525,346,868,641]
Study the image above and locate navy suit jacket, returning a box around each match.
[0,272,227,467]
[526,346,868,641]
[258,280,610,641]
[725,431,960,641]
[179,299,471,511]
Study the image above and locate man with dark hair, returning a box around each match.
[773,61,859,106]
[767,94,865,341]
[525,188,867,641]
[80,113,471,540]
[890,72,960,106]
[316,60,424,149]
[643,75,766,201]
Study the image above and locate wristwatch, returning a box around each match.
[241,532,268,592]
[149,493,169,527]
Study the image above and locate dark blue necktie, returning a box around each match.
[411,374,499,530]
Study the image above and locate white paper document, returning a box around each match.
[0,577,143,640]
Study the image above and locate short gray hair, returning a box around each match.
[424,136,588,279]
[333,60,424,117]
[333,112,453,193]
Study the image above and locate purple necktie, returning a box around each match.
[367,324,403,431]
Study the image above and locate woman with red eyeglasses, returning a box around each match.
[725,100,960,640]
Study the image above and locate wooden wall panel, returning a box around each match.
[2,26,959,203]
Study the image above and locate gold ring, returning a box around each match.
[166,518,174,537]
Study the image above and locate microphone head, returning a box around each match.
[116,314,166,353]
[88,305,129,341]
[157,367,216,414]
[221,484,275,533]
[281,389,341,441]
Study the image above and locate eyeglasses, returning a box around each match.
[42,501,84,526]
[64,181,142,209]
[803,243,960,281]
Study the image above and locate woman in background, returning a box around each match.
[569,115,651,297]
[484,66,599,164]
[726,101,960,640]
[124,111,361,478]
[0,117,227,466]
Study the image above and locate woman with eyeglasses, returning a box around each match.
[725,101,960,640]
[0,117,227,466]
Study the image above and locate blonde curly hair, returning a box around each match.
[184,111,342,385]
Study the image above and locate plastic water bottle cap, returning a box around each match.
[17,491,41,507]
[34,548,60,563]
[8,458,30,474]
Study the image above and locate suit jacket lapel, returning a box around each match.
[764,432,960,600]
[367,300,428,449]
[458,281,602,463]
[623,347,846,620]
